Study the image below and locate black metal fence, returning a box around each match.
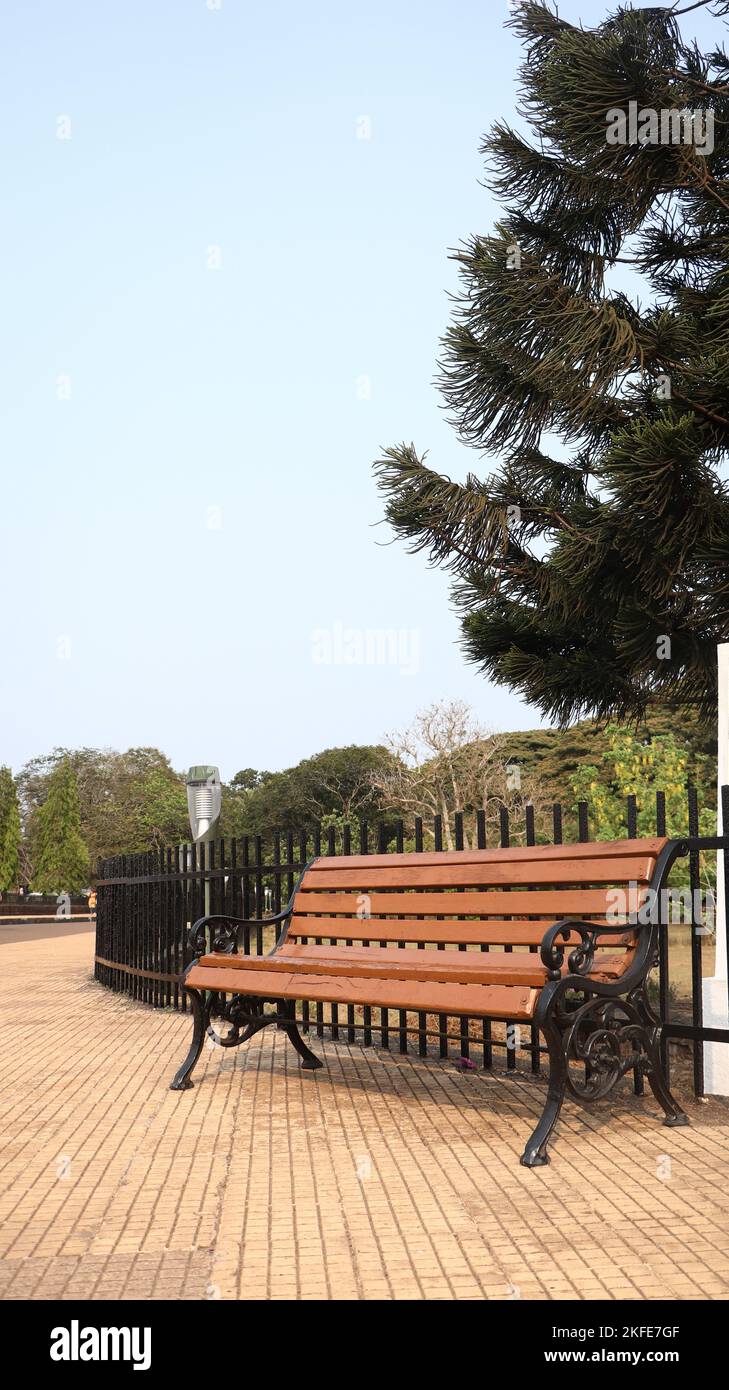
[95,786,729,1097]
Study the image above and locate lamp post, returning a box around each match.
[186,765,222,919]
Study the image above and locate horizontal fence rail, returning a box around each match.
[95,787,729,1097]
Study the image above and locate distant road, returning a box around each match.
[0,919,94,946]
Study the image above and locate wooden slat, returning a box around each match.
[196,949,563,986]
[228,944,628,985]
[307,839,666,870]
[184,964,539,1020]
[302,855,656,890]
[293,888,646,918]
[287,916,636,946]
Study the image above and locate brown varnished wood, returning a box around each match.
[301,855,656,890]
[305,839,666,870]
[286,916,636,947]
[292,888,646,919]
[183,963,539,1020]
[194,945,628,987]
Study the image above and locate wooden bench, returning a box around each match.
[171,837,691,1165]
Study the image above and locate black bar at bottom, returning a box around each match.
[663,1023,729,1044]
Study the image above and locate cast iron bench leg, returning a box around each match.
[520,1014,566,1168]
[279,1000,324,1070]
[646,1056,689,1126]
[170,988,206,1090]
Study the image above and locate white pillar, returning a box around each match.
[703,643,729,1094]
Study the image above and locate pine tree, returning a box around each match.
[32,757,90,894]
[0,767,21,892]
[376,1,729,726]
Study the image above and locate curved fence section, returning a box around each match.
[95,789,729,1095]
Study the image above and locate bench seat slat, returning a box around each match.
[302,856,656,889]
[293,888,644,918]
[307,840,666,869]
[184,962,539,1020]
[286,916,635,946]
[193,946,628,987]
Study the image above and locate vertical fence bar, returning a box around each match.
[626,797,644,1096]
[525,803,540,1074]
[241,837,251,955]
[272,832,282,915]
[394,818,408,1054]
[285,831,294,904]
[299,831,310,1037]
[360,820,372,1047]
[229,837,239,931]
[433,815,448,1059]
[377,822,390,1050]
[312,825,323,1038]
[173,845,181,1009]
[500,808,516,1072]
[454,812,469,1062]
[342,821,355,1044]
[327,825,339,1043]
[134,853,141,1004]
[414,816,427,1057]
[655,790,670,1082]
[254,836,264,956]
[477,809,492,1070]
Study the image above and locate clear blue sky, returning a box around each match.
[0,1,718,780]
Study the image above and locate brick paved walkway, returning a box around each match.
[2,928,729,1300]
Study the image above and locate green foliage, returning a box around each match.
[0,767,21,892]
[569,727,714,842]
[500,703,715,817]
[223,745,394,837]
[132,768,189,850]
[18,746,189,873]
[31,758,90,894]
[376,2,729,725]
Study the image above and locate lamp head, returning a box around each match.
[186,765,222,842]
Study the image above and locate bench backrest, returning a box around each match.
[285,839,668,951]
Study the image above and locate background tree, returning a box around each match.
[370,699,547,848]
[570,726,714,841]
[376,0,729,726]
[570,724,715,893]
[31,757,90,894]
[0,767,21,892]
[225,746,393,836]
[18,746,189,873]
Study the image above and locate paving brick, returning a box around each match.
[1,929,729,1299]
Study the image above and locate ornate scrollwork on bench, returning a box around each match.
[206,993,302,1049]
[189,916,241,958]
[206,993,286,1047]
[540,918,640,981]
[557,993,655,1103]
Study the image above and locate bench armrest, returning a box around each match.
[188,909,292,958]
[540,917,646,982]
